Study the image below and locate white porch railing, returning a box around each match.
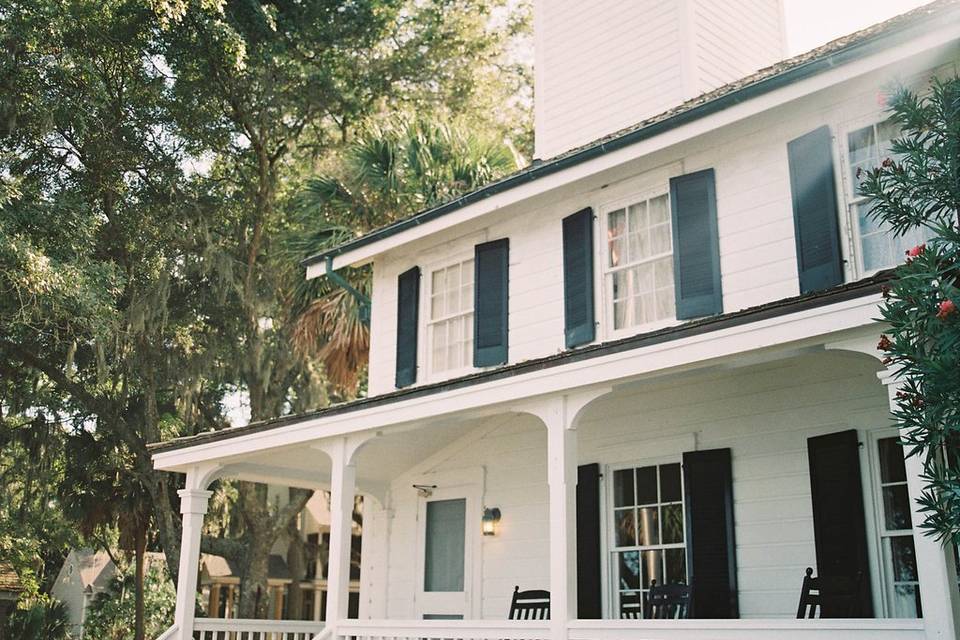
[333,620,550,640]
[327,618,928,640]
[193,618,325,640]
[567,618,927,640]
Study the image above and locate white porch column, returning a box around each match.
[546,411,577,640]
[172,464,218,640]
[323,437,359,635]
[523,388,609,640]
[880,371,960,640]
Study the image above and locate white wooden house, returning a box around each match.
[151,2,960,639]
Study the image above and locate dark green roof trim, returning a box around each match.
[150,272,892,455]
[302,1,957,269]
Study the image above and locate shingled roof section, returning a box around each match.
[302,0,959,270]
[0,563,22,593]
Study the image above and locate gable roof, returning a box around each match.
[68,549,166,591]
[201,554,292,582]
[302,0,959,272]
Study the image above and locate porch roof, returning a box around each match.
[149,272,891,457]
[302,0,959,276]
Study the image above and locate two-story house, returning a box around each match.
[151,2,960,640]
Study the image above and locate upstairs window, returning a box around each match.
[847,121,931,274]
[427,259,474,374]
[605,193,675,332]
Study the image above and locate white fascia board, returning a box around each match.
[309,22,960,276]
[153,293,883,471]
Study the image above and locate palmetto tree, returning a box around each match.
[289,118,520,393]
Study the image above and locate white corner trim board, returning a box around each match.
[152,293,883,472]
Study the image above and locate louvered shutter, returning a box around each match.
[788,126,844,294]
[806,430,873,617]
[563,208,595,348]
[670,169,723,320]
[473,239,509,367]
[395,266,420,388]
[683,448,738,618]
[576,463,602,619]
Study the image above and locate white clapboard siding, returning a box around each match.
[366,56,950,397]
[372,351,888,620]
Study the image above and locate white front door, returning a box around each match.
[415,485,479,619]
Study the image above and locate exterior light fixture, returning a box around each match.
[482,507,501,536]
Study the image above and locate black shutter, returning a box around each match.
[474,239,509,367]
[682,448,738,619]
[576,463,602,619]
[562,208,595,349]
[395,266,420,388]
[787,126,844,294]
[670,169,722,320]
[806,430,873,617]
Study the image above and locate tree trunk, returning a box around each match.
[238,528,273,619]
[285,498,308,620]
[134,525,147,640]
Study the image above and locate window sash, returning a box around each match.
[603,193,675,333]
[427,259,475,374]
[846,121,932,274]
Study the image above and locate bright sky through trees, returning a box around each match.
[784,0,931,54]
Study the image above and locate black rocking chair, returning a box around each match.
[508,586,550,620]
[796,567,864,618]
[620,581,691,619]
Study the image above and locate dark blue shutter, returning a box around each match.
[670,169,722,320]
[788,126,844,294]
[576,463,602,619]
[806,430,873,617]
[395,266,420,388]
[562,208,595,348]
[683,448,738,619]
[473,239,509,367]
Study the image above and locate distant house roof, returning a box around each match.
[302,0,959,271]
[69,549,166,592]
[0,562,22,596]
[201,554,292,583]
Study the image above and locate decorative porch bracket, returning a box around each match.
[313,433,378,638]
[878,369,960,640]
[515,387,611,640]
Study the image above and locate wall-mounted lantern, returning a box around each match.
[482,507,501,536]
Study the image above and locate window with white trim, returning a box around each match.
[427,259,474,374]
[873,436,921,618]
[847,120,931,274]
[604,194,675,332]
[611,462,686,617]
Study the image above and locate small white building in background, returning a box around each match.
[151,2,960,640]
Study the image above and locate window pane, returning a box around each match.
[614,468,635,507]
[878,438,907,483]
[638,507,660,546]
[650,223,671,255]
[665,548,686,584]
[618,551,641,590]
[883,485,913,530]
[424,499,465,592]
[891,584,921,619]
[848,125,877,184]
[635,467,658,504]
[661,503,684,544]
[640,549,663,589]
[649,195,669,225]
[886,536,918,582]
[615,509,637,547]
[659,464,682,502]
